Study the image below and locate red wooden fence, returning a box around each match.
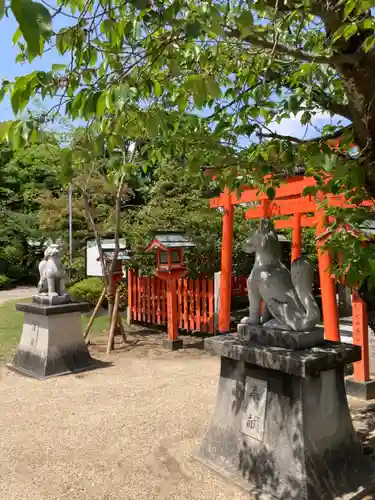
[231,276,247,296]
[128,270,215,334]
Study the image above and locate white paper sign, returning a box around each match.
[242,376,268,441]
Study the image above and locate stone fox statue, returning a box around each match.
[241,219,320,331]
[37,239,68,297]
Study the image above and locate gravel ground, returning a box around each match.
[0,333,250,500]
[0,330,374,500]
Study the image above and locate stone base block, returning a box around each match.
[195,335,372,500]
[8,302,93,379]
[345,376,375,401]
[32,294,71,306]
[237,323,325,350]
[163,338,183,351]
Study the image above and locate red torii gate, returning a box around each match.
[211,175,373,386]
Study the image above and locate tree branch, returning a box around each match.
[310,90,352,121]
[229,30,361,65]
[258,125,353,145]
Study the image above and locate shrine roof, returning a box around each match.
[146,231,195,250]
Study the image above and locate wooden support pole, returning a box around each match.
[84,287,106,340]
[291,213,302,263]
[107,286,121,354]
[166,279,178,340]
[352,291,370,382]
[219,188,234,333]
[117,313,127,343]
[316,210,340,341]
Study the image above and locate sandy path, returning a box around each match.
[0,287,37,305]
[0,338,249,500]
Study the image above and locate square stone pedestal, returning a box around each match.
[7,302,93,379]
[195,335,373,500]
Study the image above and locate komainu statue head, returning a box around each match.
[43,238,64,261]
[242,218,281,259]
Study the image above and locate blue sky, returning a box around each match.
[0,13,69,121]
[0,14,349,139]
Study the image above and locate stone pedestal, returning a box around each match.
[8,302,93,379]
[195,334,373,500]
[237,323,325,350]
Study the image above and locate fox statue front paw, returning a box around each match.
[240,316,260,325]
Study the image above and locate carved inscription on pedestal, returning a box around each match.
[241,376,268,441]
[29,322,40,349]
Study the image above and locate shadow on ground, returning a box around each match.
[87,326,208,359]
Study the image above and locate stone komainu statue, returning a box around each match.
[241,218,320,331]
[37,239,68,297]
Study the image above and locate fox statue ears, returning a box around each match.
[259,218,275,233]
[44,237,64,247]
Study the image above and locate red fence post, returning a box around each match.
[208,279,214,334]
[352,291,370,382]
[127,269,133,324]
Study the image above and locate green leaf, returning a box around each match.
[146,114,159,137]
[363,19,373,30]
[113,84,129,110]
[96,92,107,118]
[0,0,5,20]
[185,21,201,38]
[12,28,22,45]
[344,0,356,19]
[266,187,275,200]
[154,81,162,97]
[134,0,149,9]
[52,63,66,72]
[343,23,357,41]
[363,34,375,52]
[205,75,221,99]
[11,0,52,57]
[237,11,254,36]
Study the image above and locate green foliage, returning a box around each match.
[123,163,254,277]
[65,256,86,288]
[3,0,375,286]
[68,277,104,307]
[0,275,10,289]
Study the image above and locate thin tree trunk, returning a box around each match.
[107,286,121,354]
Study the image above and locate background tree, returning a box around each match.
[2,0,375,287]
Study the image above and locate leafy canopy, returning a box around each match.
[2,0,375,285]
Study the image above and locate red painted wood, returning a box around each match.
[196,279,201,332]
[219,188,234,332]
[352,291,370,382]
[189,279,195,331]
[166,280,178,341]
[146,277,151,324]
[208,279,214,334]
[183,279,189,329]
[155,277,161,324]
[142,277,146,322]
[151,277,156,324]
[178,279,183,329]
[201,279,208,333]
[137,274,141,322]
[275,216,317,229]
[127,269,133,321]
[316,209,340,341]
[161,280,166,323]
[291,213,302,263]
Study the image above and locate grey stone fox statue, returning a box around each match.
[241,218,320,331]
